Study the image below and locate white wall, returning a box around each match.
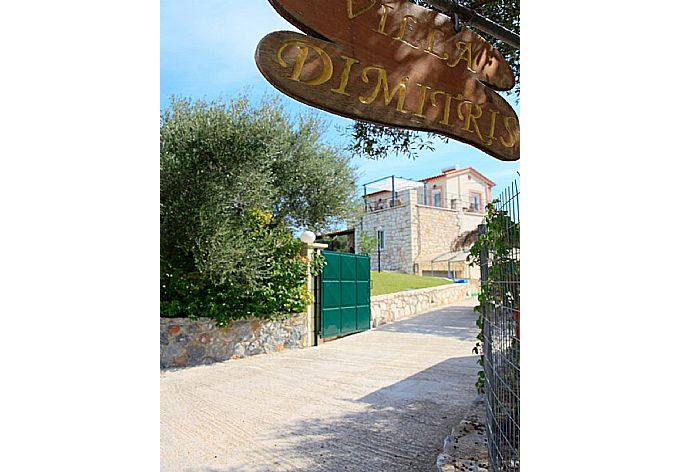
[457,172,491,211]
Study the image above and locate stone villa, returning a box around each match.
[352,165,495,278]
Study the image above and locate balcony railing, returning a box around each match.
[361,174,487,214]
[364,198,403,213]
[363,196,485,213]
[416,192,485,213]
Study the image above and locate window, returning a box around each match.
[470,192,482,212]
[432,189,442,207]
[377,230,385,250]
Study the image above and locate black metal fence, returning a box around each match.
[479,180,520,471]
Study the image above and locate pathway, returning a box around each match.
[161,299,480,471]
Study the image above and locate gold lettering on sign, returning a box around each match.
[359,66,410,113]
[414,83,432,118]
[394,15,420,49]
[463,102,486,142]
[455,96,471,121]
[331,55,360,96]
[375,3,394,35]
[425,29,449,60]
[260,30,518,160]
[277,40,334,86]
[486,109,500,146]
[448,41,473,70]
[347,0,378,20]
[499,116,518,148]
[431,90,454,126]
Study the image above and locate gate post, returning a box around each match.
[304,241,328,348]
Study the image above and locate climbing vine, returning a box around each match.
[310,251,326,275]
[468,201,520,393]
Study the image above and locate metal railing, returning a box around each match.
[416,190,485,212]
[362,175,421,213]
[361,175,490,214]
[363,196,404,213]
[363,189,487,213]
[479,180,520,471]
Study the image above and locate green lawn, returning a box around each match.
[370,271,453,296]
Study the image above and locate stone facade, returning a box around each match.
[356,187,477,276]
[356,167,494,276]
[355,188,415,273]
[370,283,472,327]
[415,203,463,259]
[160,313,309,369]
[414,204,480,278]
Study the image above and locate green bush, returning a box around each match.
[160,228,313,325]
[160,96,355,323]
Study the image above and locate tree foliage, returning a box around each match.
[160,96,357,322]
[347,0,519,160]
[357,231,378,256]
[160,227,315,323]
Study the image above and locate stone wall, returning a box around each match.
[371,284,472,327]
[160,313,308,369]
[414,205,463,259]
[355,189,414,273]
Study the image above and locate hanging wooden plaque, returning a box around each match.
[267,0,515,91]
[256,30,519,161]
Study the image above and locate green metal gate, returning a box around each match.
[319,251,371,339]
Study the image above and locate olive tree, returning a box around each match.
[160,95,358,321]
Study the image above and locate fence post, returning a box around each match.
[391,176,396,208]
[478,222,495,470]
[363,184,368,213]
[478,224,488,284]
[478,223,490,381]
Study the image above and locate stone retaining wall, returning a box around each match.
[371,284,472,327]
[160,313,308,369]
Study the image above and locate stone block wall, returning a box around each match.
[414,205,463,259]
[356,190,414,273]
[356,186,490,275]
[371,284,472,327]
[160,313,308,369]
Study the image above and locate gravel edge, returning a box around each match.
[436,397,490,472]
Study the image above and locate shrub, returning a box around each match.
[160,227,314,325]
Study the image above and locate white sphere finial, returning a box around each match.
[300,230,316,245]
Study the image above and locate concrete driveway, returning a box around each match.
[161,299,480,472]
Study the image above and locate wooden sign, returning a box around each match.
[267,0,515,91]
[256,30,519,161]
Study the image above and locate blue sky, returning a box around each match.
[161,0,520,193]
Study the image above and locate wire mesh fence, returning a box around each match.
[479,180,520,471]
